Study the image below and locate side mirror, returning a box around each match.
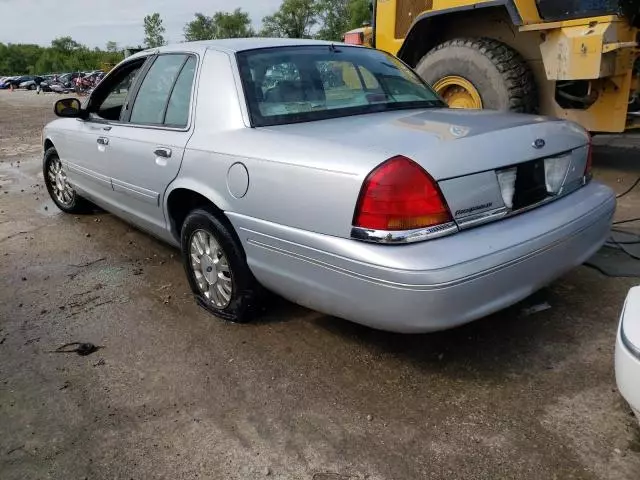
[54,98,84,118]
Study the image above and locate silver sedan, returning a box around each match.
[42,39,615,333]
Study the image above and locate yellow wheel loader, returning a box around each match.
[343,1,640,133]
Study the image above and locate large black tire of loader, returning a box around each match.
[415,37,538,114]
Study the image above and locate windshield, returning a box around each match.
[236,45,446,127]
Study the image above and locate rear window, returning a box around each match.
[236,45,444,127]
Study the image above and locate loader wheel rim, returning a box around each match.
[433,76,483,109]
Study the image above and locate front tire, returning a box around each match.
[181,209,260,323]
[416,37,538,113]
[43,147,93,213]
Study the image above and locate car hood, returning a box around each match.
[260,108,589,180]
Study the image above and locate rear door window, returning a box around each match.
[129,54,194,126]
[164,56,197,127]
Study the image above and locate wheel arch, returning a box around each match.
[397,2,523,67]
[164,182,233,243]
[43,138,55,152]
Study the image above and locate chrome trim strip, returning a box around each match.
[350,222,459,244]
[66,162,112,187]
[350,176,591,244]
[112,178,159,205]
[457,207,509,230]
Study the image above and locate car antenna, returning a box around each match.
[329,43,340,53]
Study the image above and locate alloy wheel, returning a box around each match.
[47,156,75,206]
[189,229,233,309]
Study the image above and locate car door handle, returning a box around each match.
[154,148,172,158]
[97,137,109,146]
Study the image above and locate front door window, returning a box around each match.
[129,54,193,126]
[88,59,147,121]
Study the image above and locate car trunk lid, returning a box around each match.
[261,107,590,236]
[264,108,589,181]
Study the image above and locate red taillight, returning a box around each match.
[353,156,453,231]
[585,134,593,177]
[343,32,364,45]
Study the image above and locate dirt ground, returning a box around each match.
[1,90,640,480]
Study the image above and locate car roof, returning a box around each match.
[128,38,349,59]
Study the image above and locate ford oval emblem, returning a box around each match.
[533,138,546,149]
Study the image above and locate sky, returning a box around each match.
[0,0,283,48]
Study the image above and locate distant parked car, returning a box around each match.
[4,75,33,88]
[616,287,640,425]
[42,39,614,333]
[43,74,74,94]
[38,75,55,92]
[59,72,82,88]
[19,76,44,90]
[0,76,17,89]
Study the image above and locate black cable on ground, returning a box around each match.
[613,217,640,226]
[607,236,640,261]
[585,224,640,276]
[610,228,640,244]
[606,228,640,245]
[606,239,640,245]
[583,262,609,276]
[616,176,640,199]
[610,177,640,229]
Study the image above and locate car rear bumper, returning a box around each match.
[229,182,615,333]
[616,328,640,425]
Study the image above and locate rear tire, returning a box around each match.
[416,37,538,113]
[181,208,260,324]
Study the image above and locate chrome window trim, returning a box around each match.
[350,175,591,244]
[350,222,459,244]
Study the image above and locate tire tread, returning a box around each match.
[43,147,93,214]
[180,208,260,324]
[419,37,538,113]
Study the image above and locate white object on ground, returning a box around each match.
[615,286,640,425]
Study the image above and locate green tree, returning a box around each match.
[106,41,119,53]
[212,8,255,38]
[0,39,124,75]
[51,36,82,53]
[316,0,372,41]
[0,43,43,74]
[261,0,318,38]
[184,9,254,41]
[347,0,372,29]
[184,13,215,41]
[144,13,166,48]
